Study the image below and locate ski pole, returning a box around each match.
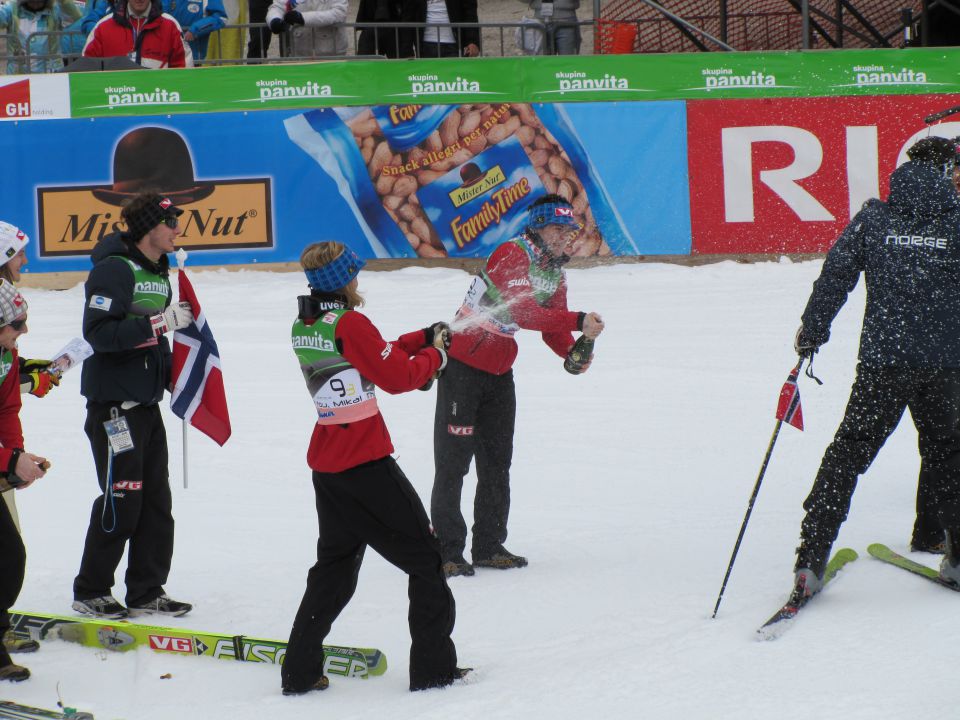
[711,356,806,618]
[925,104,960,124]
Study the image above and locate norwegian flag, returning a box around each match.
[555,206,574,217]
[170,270,231,446]
[774,360,805,431]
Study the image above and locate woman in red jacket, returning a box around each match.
[281,241,464,696]
[0,280,49,683]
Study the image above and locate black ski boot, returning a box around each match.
[939,531,960,586]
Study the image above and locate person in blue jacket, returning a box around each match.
[789,144,960,603]
[81,0,225,61]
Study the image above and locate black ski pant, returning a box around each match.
[282,457,457,692]
[0,490,25,660]
[431,358,515,563]
[799,366,960,571]
[913,463,942,548]
[74,402,174,606]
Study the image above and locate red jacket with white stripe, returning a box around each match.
[305,311,443,473]
[448,239,581,376]
[83,0,187,69]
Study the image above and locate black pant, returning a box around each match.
[0,492,25,654]
[246,0,273,59]
[431,358,516,562]
[799,366,960,569]
[419,41,461,58]
[74,402,174,606]
[913,464,942,547]
[282,457,457,692]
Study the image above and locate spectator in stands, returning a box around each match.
[83,0,224,62]
[0,0,82,73]
[356,0,419,58]
[80,0,111,34]
[419,0,478,57]
[83,0,191,67]
[520,0,580,55]
[246,0,271,60]
[267,0,347,58]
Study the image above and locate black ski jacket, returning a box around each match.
[801,160,960,368]
[80,232,172,405]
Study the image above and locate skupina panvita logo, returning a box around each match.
[848,65,934,88]
[99,84,195,109]
[551,71,641,95]
[255,79,332,102]
[699,68,779,91]
[404,74,493,98]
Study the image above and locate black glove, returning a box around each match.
[283,10,304,25]
[269,17,288,34]
[423,322,452,350]
[794,325,821,359]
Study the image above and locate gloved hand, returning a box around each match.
[269,17,288,33]
[20,360,60,398]
[423,322,452,350]
[418,346,448,390]
[283,10,304,25]
[150,302,194,337]
[794,325,820,359]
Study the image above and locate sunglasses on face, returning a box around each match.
[163,216,180,229]
[8,318,26,331]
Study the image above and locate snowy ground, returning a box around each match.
[2,259,947,720]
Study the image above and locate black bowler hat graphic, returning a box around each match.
[93,127,215,206]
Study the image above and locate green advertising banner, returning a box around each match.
[67,47,960,119]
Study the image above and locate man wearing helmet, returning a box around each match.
[431,193,605,577]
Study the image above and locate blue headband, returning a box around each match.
[527,201,579,230]
[305,247,366,292]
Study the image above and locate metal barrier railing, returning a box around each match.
[2,19,597,74]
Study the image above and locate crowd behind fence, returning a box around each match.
[0,19,600,75]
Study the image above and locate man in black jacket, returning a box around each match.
[356,0,418,58]
[419,0,479,58]
[791,148,960,601]
[72,193,195,620]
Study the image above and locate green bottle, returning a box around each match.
[563,335,595,374]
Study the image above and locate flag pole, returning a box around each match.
[711,356,806,618]
[176,248,189,490]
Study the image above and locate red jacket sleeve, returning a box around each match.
[486,243,580,357]
[0,349,24,472]
[337,312,441,394]
[166,21,186,67]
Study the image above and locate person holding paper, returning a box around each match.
[0,279,50,682]
[72,192,194,620]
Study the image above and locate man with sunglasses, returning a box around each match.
[72,192,194,620]
[431,194,605,577]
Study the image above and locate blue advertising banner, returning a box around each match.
[0,100,690,274]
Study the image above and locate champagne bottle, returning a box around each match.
[563,334,595,374]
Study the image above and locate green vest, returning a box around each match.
[114,256,171,316]
[0,350,13,386]
[292,309,379,425]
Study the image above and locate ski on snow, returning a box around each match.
[867,543,960,592]
[7,611,386,679]
[0,700,93,720]
[757,547,858,640]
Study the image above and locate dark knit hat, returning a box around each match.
[123,194,183,240]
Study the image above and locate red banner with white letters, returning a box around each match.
[687,93,960,255]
